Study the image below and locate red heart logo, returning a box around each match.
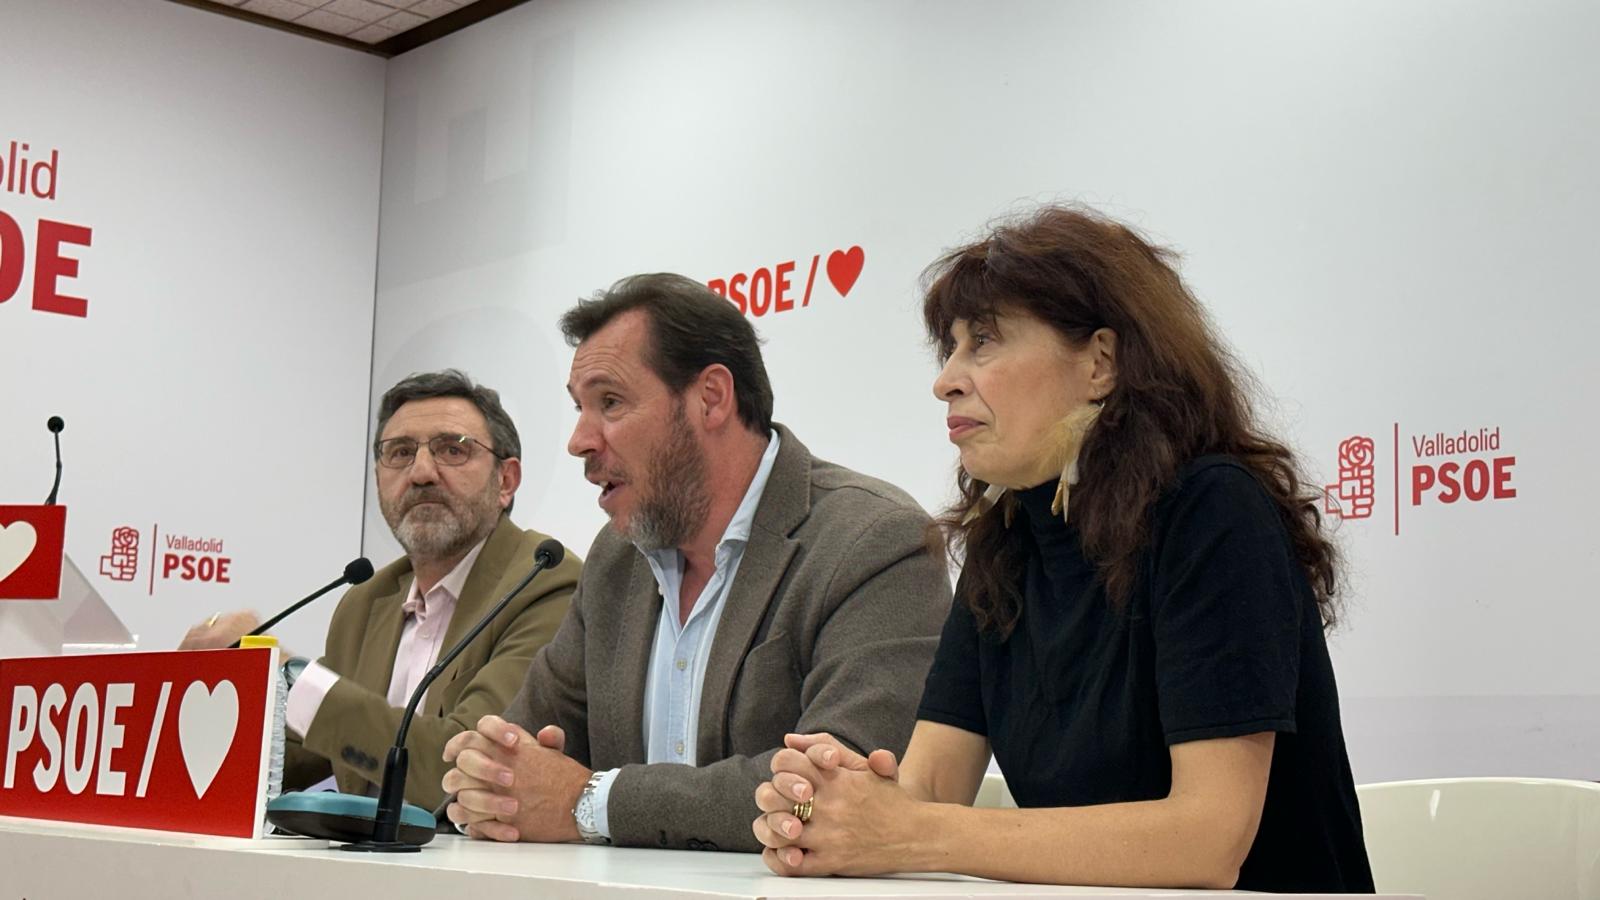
[826,246,865,297]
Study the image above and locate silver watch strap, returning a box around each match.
[573,771,611,845]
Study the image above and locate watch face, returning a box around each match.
[575,779,608,843]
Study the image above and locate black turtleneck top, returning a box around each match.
[918,456,1374,893]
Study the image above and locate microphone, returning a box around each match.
[266,539,565,851]
[43,417,64,505]
[227,557,374,649]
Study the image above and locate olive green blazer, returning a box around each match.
[284,515,579,807]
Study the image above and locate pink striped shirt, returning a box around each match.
[285,540,486,738]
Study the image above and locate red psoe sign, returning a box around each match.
[0,505,67,600]
[0,648,276,838]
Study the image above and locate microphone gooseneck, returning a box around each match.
[342,538,564,853]
[228,557,374,648]
[43,417,64,505]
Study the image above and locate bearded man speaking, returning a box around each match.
[440,274,951,852]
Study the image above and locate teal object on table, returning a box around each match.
[266,791,436,846]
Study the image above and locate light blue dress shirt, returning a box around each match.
[590,432,781,838]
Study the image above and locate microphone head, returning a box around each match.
[344,557,375,585]
[46,416,64,433]
[534,539,564,568]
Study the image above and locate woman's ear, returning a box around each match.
[1088,328,1118,399]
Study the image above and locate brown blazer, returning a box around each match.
[284,516,579,807]
[504,425,950,851]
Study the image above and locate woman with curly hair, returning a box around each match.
[752,205,1373,893]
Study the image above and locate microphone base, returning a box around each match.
[266,791,436,847]
[339,840,422,853]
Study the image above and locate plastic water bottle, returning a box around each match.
[240,635,287,833]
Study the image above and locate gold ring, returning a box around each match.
[205,612,221,627]
[791,798,813,823]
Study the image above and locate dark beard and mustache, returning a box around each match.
[380,470,502,563]
[590,403,711,551]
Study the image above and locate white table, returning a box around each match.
[0,818,1419,899]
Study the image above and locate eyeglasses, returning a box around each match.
[375,434,505,469]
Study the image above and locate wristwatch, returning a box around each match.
[573,771,611,844]
[281,656,309,691]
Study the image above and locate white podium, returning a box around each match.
[0,554,135,657]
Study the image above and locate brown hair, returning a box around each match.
[560,273,774,435]
[923,205,1340,636]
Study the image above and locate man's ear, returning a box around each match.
[496,457,522,510]
[695,364,739,431]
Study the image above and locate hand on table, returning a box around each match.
[752,732,918,877]
[178,610,261,650]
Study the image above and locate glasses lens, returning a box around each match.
[379,439,418,468]
[430,434,475,466]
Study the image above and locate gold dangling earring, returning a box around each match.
[961,482,1009,526]
[1049,401,1103,525]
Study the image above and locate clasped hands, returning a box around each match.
[751,733,919,877]
[442,721,920,862]
[441,714,592,842]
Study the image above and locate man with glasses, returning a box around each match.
[178,370,580,807]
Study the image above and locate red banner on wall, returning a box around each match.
[0,648,275,838]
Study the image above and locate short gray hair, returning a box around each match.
[373,370,521,512]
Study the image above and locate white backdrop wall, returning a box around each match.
[365,0,1600,782]
[0,0,385,658]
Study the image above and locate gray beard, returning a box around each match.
[385,477,501,565]
[622,407,710,552]
[394,509,485,561]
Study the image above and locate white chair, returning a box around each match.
[1357,777,1600,900]
[973,771,1017,808]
